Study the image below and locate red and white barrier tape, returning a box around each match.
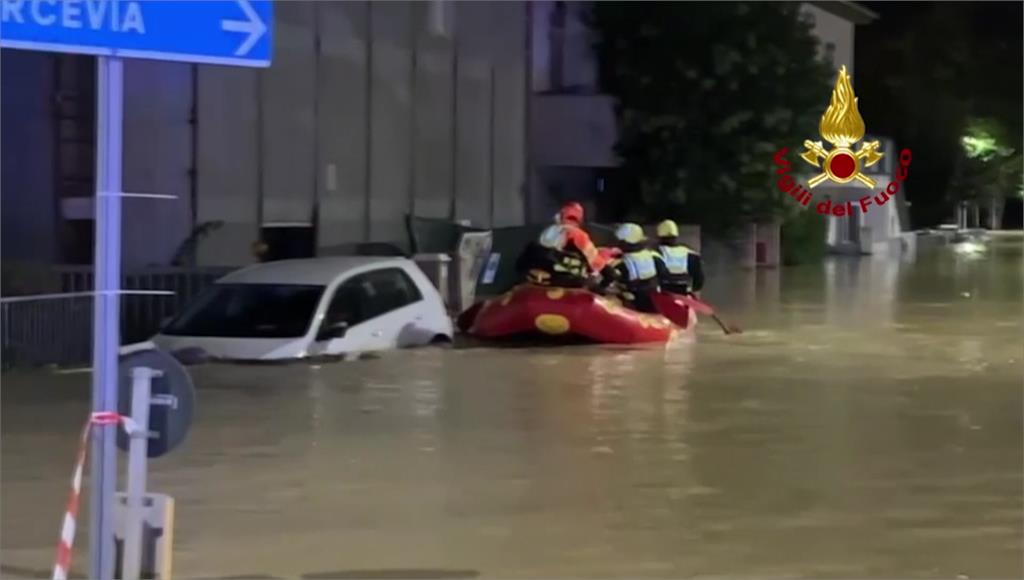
[53,411,137,580]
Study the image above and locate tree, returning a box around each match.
[857,2,1022,227]
[588,2,833,235]
[951,117,1022,228]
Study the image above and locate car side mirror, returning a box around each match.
[317,321,348,341]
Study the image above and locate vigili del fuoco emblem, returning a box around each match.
[800,66,883,188]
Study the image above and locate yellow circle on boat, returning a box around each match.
[535,314,571,335]
[546,288,565,300]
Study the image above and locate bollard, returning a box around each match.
[114,493,175,580]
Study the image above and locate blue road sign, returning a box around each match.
[0,0,272,67]
[117,348,196,459]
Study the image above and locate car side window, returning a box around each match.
[323,268,423,330]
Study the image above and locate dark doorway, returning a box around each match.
[1003,197,1023,229]
[260,225,316,262]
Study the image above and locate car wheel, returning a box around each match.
[429,334,453,347]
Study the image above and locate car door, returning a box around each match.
[355,267,427,348]
[312,268,424,355]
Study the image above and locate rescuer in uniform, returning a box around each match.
[603,223,669,313]
[654,219,705,295]
[516,201,609,287]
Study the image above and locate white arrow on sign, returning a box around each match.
[221,0,267,57]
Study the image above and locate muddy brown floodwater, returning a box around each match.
[3,234,1022,579]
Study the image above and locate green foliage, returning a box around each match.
[951,118,1022,203]
[780,207,827,265]
[960,118,1013,160]
[856,2,1022,226]
[589,2,833,235]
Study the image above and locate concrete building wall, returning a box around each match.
[367,1,414,243]
[412,8,455,222]
[122,59,193,268]
[800,4,856,75]
[262,2,317,226]
[486,1,528,228]
[1,0,529,269]
[530,0,599,93]
[531,94,616,168]
[195,66,261,267]
[317,1,371,246]
[452,2,489,228]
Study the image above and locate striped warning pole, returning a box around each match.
[53,411,133,580]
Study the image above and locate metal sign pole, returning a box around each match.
[90,54,124,580]
[123,367,155,580]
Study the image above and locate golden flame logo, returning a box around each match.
[819,67,865,148]
[800,66,883,188]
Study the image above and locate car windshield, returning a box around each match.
[164,283,325,338]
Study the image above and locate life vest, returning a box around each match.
[533,225,586,279]
[621,250,659,282]
[537,223,603,274]
[538,224,570,250]
[658,245,690,275]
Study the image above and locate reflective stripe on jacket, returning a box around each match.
[658,245,690,275]
[537,224,605,271]
[621,250,659,282]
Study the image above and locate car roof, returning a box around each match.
[218,257,410,286]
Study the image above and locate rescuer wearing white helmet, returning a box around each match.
[601,223,669,313]
[655,219,704,295]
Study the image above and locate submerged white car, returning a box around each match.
[152,257,453,361]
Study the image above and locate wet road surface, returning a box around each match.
[3,235,1022,579]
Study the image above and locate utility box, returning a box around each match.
[413,253,451,306]
[114,493,174,580]
[450,232,493,314]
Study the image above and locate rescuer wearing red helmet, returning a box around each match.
[515,201,609,287]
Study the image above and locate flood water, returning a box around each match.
[3,234,1022,579]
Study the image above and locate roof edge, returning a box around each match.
[808,1,879,25]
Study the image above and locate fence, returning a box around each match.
[1,266,231,370]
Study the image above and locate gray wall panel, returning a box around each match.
[413,44,455,220]
[317,1,369,247]
[261,1,316,225]
[492,62,527,227]
[453,56,492,228]
[121,60,193,268]
[368,2,414,244]
[196,67,260,267]
[1,1,530,270]
[490,1,527,227]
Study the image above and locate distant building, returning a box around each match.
[800,2,911,256]
[526,0,883,237]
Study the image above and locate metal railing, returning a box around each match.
[1,266,232,370]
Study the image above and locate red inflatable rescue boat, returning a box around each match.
[461,284,695,344]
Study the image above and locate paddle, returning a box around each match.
[674,293,743,335]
